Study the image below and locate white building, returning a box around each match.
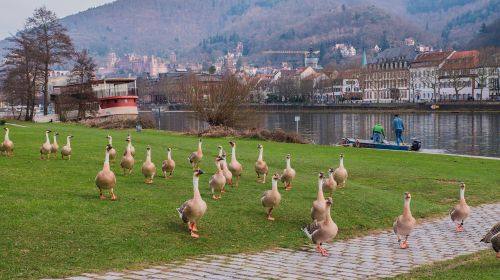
[410,50,454,102]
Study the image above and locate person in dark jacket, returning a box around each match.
[392,114,405,145]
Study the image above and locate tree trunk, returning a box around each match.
[44,63,49,115]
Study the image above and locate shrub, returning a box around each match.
[185,126,310,144]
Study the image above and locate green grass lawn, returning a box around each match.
[391,250,500,279]
[0,121,499,279]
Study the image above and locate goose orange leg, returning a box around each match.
[99,189,106,200]
[316,244,329,256]
[266,208,275,220]
[110,189,117,201]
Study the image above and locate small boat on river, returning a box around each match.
[337,138,421,151]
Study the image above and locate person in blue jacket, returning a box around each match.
[392,114,404,145]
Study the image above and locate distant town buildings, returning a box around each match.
[334,44,357,57]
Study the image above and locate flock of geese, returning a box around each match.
[1,127,499,258]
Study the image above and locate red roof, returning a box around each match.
[412,51,454,67]
[441,50,479,70]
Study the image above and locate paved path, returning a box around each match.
[51,203,499,280]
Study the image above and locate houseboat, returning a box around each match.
[52,77,138,121]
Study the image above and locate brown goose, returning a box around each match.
[219,148,233,187]
[281,154,296,191]
[188,138,203,170]
[2,127,14,157]
[61,135,73,160]
[228,141,242,187]
[162,147,176,179]
[106,135,117,162]
[393,192,416,249]
[120,137,135,176]
[303,197,338,256]
[209,156,226,200]
[481,222,500,258]
[260,173,282,220]
[255,144,269,184]
[333,153,348,188]
[322,167,337,198]
[123,134,136,157]
[40,130,52,159]
[50,132,59,156]
[141,145,156,184]
[450,182,471,232]
[95,144,117,200]
[177,169,207,238]
[311,173,327,222]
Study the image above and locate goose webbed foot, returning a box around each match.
[496,252,500,259]
[110,191,117,201]
[399,240,409,249]
[99,194,106,200]
[266,208,275,220]
[316,244,329,256]
[456,224,464,232]
[190,231,199,238]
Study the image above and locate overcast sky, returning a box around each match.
[0,0,115,39]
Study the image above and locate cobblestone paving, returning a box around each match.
[48,203,499,280]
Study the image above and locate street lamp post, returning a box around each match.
[294,115,300,135]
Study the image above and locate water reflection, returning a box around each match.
[147,111,500,157]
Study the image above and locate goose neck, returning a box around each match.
[197,141,202,152]
[324,205,332,224]
[167,150,172,160]
[103,150,110,170]
[4,130,9,141]
[66,137,71,147]
[403,199,412,217]
[218,148,223,157]
[258,148,263,161]
[231,146,236,161]
[339,157,344,167]
[45,132,50,144]
[317,179,325,200]
[53,135,57,144]
[459,188,465,202]
[193,177,201,199]
[286,158,291,169]
[108,137,112,145]
[271,179,278,191]
[146,150,151,162]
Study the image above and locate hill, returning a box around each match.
[1,0,499,64]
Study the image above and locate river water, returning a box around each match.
[148,111,500,158]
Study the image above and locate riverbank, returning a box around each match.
[139,102,500,113]
[1,121,499,279]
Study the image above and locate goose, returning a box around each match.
[228,141,242,187]
[450,182,471,232]
[281,154,296,191]
[123,134,136,157]
[120,137,135,176]
[311,173,327,222]
[2,127,14,157]
[95,144,117,200]
[322,168,337,198]
[188,138,203,170]
[106,135,117,162]
[61,135,74,160]
[481,222,500,258]
[50,132,59,156]
[39,130,52,159]
[209,156,226,200]
[333,153,348,188]
[393,192,416,249]
[255,144,269,184]
[177,169,207,238]
[218,146,233,187]
[260,173,282,220]
[303,197,338,256]
[162,147,176,178]
[141,145,156,184]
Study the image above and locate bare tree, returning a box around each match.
[71,49,97,119]
[182,74,253,127]
[420,69,441,101]
[1,29,44,121]
[26,6,74,115]
[446,70,468,100]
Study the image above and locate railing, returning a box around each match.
[94,88,137,99]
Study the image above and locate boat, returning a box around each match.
[337,137,421,151]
